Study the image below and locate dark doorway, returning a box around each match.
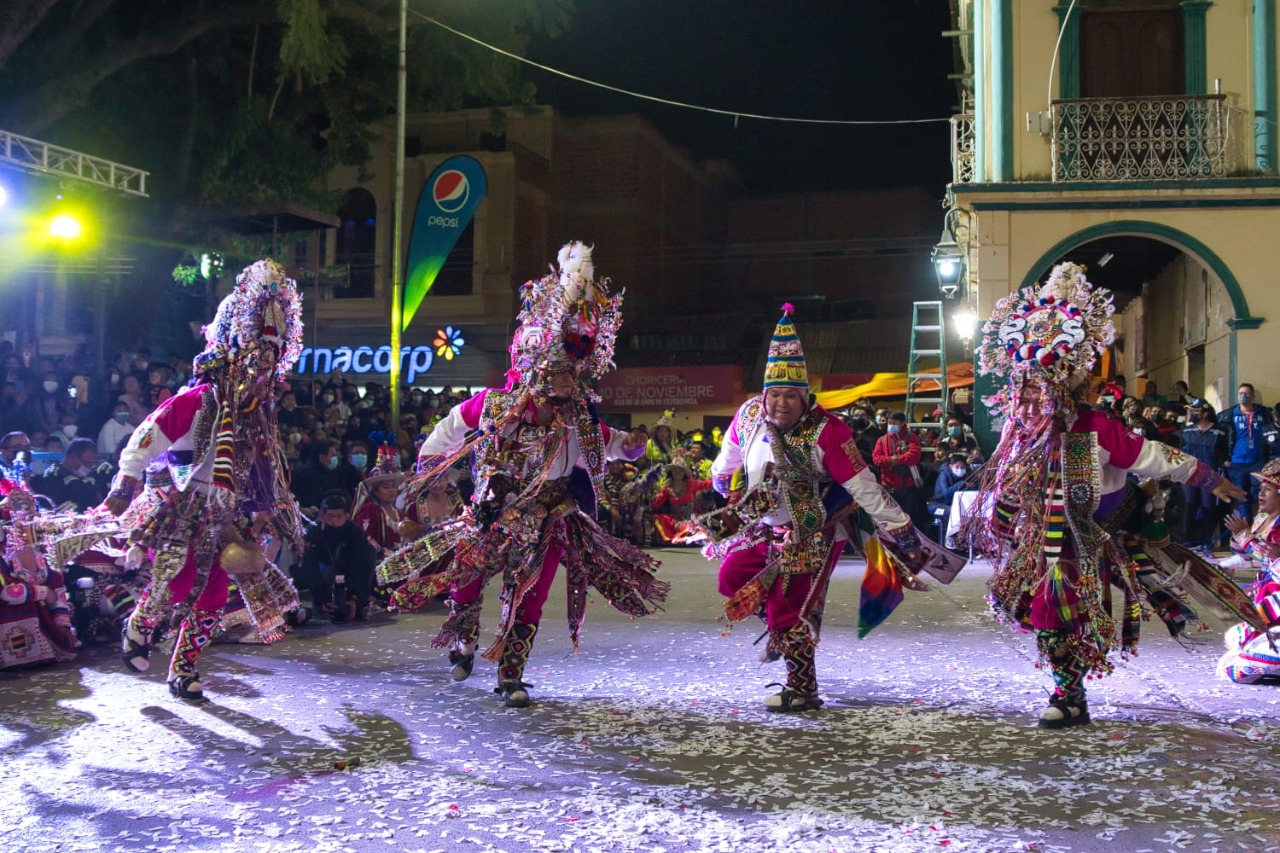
[1080,3,1184,97]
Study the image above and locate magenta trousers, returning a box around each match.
[718,538,845,632]
[451,541,566,626]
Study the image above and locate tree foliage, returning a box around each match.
[0,0,574,209]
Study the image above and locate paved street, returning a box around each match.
[5,547,1280,853]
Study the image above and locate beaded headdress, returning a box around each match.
[510,242,623,389]
[193,259,304,380]
[978,262,1115,414]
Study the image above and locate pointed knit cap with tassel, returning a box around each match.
[762,303,809,393]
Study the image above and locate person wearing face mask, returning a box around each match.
[291,440,344,517]
[872,412,928,532]
[939,414,983,464]
[26,372,65,436]
[97,402,136,462]
[336,440,369,497]
[0,431,33,484]
[51,412,81,449]
[30,438,109,512]
[929,453,973,545]
[1217,382,1273,519]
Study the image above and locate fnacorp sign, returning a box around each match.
[296,342,458,384]
[596,366,743,409]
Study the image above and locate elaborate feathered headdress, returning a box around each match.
[509,242,623,389]
[978,262,1115,414]
[193,259,304,380]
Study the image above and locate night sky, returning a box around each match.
[524,0,958,195]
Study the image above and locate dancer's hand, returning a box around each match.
[103,495,131,517]
[1213,479,1248,503]
[621,430,649,453]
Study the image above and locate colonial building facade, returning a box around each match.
[949,1,1280,437]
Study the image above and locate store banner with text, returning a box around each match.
[596,366,743,409]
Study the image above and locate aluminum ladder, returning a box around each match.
[905,301,947,430]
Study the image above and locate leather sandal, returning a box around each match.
[121,623,151,673]
[494,680,532,708]
[1038,695,1090,729]
[763,683,823,713]
[168,673,206,702]
[449,645,476,682]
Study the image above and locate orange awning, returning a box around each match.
[815,362,974,410]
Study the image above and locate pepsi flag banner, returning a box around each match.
[403,155,488,332]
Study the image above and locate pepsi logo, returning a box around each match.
[432,170,469,214]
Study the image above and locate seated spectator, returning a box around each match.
[50,411,81,449]
[650,450,713,543]
[335,440,369,497]
[277,390,304,430]
[97,401,134,462]
[1223,461,1280,572]
[1217,459,1280,683]
[929,453,974,545]
[300,493,376,623]
[146,365,173,409]
[117,374,149,426]
[0,431,32,485]
[30,438,109,512]
[292,441,343,516]
[352,450,406,559]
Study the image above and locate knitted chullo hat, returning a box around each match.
[762,303,809,394]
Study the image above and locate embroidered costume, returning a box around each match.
[377,243,668,707]
[1218,459,1280,683]
[0,482,77,668]
[650,449,712,543]
[110,260,306,700]
[968,262,1262,728]
[703,306,954,712]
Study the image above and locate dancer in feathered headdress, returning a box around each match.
[107,259,306,701]
[700,305,960,712]
[965,262,1256,728]
[376,242,666,709]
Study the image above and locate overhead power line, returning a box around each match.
[412,12,951,128]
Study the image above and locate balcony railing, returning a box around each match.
[1051,94,1246,182]
[951,113,975,185]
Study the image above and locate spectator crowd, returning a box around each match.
[3,333,1279,662]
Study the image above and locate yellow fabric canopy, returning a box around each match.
[815,363,975,410]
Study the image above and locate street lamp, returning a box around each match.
[931,214,966,299]
[953,308,978,353]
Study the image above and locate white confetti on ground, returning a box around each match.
[4,550,1280,853]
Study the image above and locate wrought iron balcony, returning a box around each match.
[1051,94,1246,182]
[950,112,975,185]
